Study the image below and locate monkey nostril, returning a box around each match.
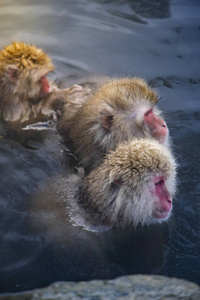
[167,199,172,204]
[162,124,166,128]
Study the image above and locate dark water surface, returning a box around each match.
[0,0,200,293]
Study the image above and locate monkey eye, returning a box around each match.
[145,108,152,117]
[155,179,164,186]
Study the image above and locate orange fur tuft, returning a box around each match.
[0,41,54,71]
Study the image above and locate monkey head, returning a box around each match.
[57,77,169,171]
[80,138,177,228]
[0,41,54,101]
[84,77,168,147]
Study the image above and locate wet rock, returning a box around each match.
[0,275,199,300]
[149,76,200,88]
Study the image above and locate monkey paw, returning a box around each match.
[66,84,83,94]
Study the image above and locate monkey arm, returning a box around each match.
[38,84,83,110]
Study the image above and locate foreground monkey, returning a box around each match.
[48,139,176,231]
[0,41,82,126]
[57,77,169,171]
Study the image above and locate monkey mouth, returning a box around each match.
[153,210,170,220]
[158,133,168,144]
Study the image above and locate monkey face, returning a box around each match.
[84,138,177,228]
[85,80,168,152]
[0,41,54,100]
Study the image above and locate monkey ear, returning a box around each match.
[100,109,114,131]
[113,178,123,186]
[6,65,19,83]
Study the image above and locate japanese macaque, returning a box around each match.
[57,77,169,171]
[53,139,176,231]
[0,41,82,127]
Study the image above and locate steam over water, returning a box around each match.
[0,0,199,293]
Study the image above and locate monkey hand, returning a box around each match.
[64,84,83,95]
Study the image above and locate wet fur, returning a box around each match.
[61,139,177,231]
[0,41,81,126]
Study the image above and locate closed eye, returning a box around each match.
[155,180,164,186]
[145,108,152,117]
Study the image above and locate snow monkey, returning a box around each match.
[57,77,169,171]
[52,138,176,231]
[0,41,82,127]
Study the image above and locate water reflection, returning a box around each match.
[0,0,199,293]
[92,0,170,20]
[1,192,170,293]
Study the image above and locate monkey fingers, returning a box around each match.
[64,84,83,95]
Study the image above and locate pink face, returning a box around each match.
[39,75,50,96]
[151,175,172,220]
[144,108,168,143]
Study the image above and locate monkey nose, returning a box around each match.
[159,119,167,128]
[167,198,172,204]
[164,198,172,213]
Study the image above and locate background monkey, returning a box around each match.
[57,77,169,171]
[43,138,176,231]
[0,41,82,127]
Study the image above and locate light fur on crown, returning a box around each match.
[106,138,176,185]
[89,77,159,107]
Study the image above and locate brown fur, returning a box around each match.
[0,41,82,126]
[57,77,166,171]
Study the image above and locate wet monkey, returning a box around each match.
[57,77,169,171]
[47,139,176,231]
[0,41,82,127]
